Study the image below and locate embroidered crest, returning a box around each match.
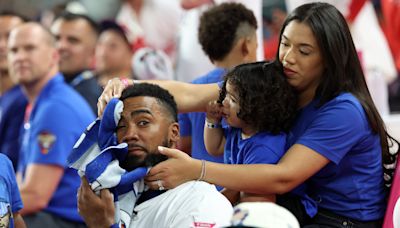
[0,202,11,228]
[37,131,56,154]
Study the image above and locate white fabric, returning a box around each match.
[129,181,233,228]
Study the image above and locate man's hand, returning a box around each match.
[78,177,115,228]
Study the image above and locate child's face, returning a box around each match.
[222,82,243,128]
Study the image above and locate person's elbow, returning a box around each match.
[273,177,302,195]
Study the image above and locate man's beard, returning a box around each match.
[120,139,170,171]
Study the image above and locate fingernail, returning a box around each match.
[158,146,164,152]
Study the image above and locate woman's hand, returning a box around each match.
[97,78,130,117]
[78,177,115,228]
[145,146,202,190]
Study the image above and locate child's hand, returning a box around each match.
[206,100,223,123]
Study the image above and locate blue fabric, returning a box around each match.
[0,86,28,169]
[18,74,95,222]
[224,128,286,165]
[287,93,386,221]
[178,68,226,163]
[0,154,23,228]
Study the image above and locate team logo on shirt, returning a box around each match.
[0,202,11,228]
[37,131,56,154]
[192,222,216,228]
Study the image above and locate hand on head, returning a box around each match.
[97,78,132,117]
[145,146,201,190]
[78,176,115,227]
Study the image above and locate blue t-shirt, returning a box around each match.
[0,86,27,169]
[179,68,226,163]
[0,154,23,228]
[287,92,386,221]
[18,74,95,222]
[224,127,286,165]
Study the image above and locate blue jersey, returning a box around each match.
[0,86,27,169]
[287,92,386,221]
[224,127,286,165]
[18,74,95,222]
[179,68,226,163]
[0,154,23,228]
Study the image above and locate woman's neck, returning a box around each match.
[298,88,316,108]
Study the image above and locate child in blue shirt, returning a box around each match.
[204,61,298,204]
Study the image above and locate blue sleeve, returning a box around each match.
[297,101,367,164]
[0,154,23,212]
[178,113,192,137]
[30,103,85,167]
[243,145,283,165]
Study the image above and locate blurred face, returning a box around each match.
[0,16,23,71]
[51,18,97,75]
[116,96,178,170]
[278,20,324,96]
[222,81,243,128]
[8,25,57,86]
[95,30,132,74]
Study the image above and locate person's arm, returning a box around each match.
[97,78,220,116]
[146,144,329,195]
[220,188,240,205]
[18,164,64,215]
[204,101,225,156]
[78,177,115,228]
[13,212,26,228]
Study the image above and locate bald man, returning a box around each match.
[8,22,94,227]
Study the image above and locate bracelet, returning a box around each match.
[197,160,206,181]
[205,121,222,129]
[120,77,130,88]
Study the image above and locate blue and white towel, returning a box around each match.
[68,98,148,228]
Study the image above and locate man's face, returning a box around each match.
[95,30,132,74]
[51,18,97,75]
[116,96,179,171]
[0,16,23,71]
[8,25,57,86]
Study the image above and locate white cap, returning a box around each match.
[227,202,300,228]
[132,47,174,80]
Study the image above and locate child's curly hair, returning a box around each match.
[219,61,297,134]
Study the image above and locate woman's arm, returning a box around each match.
[146,144,329,195]
[98,78,220,116]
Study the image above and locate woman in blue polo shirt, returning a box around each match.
[99,2,398,227]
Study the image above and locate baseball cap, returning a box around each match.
[226,202,300,228]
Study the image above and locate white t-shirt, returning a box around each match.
[129,181,233,228]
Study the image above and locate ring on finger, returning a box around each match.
[157,179,165,191]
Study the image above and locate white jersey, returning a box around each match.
[129,181,233,228]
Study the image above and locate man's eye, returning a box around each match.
[116,125,125,130]
[138,121,149,126]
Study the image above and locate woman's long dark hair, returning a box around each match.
[276,2,398,188]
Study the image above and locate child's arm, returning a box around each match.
[204,101,225,156]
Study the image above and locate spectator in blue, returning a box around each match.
[178,3,258,173]
[0,154,25,228]
[0,11,27,169]
[8,22,94,227]
[98,2,399,227]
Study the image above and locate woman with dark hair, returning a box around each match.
[98,2,397,227]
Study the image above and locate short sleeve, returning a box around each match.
[242,145,282,165]
[297,101,368,164]
[0,154,23,213]
[179,113,192,137]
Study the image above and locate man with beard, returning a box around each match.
[78,83,233,228]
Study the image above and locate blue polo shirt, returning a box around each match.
[287,92,386,221]
[0,86,27,169]
[18,73,95,222]
[0,153,23,228]
[179,68,226,163]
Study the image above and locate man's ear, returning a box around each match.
[240,37,250,59]
[168,122,180,147]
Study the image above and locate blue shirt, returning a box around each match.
[18,74,95,222]
[0,86,27,169]
[287,93,386,221]
[224,127,286,165]
[0,154,23,228]
[179,68,226,163]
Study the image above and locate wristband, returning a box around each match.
[120,77,130,88]
[205,121,222,129]
[197,160,206,181]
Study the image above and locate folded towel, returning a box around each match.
[68,98,148,227]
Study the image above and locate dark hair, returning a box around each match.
[55,12,99,36]
[277,2,398,187]
[120,83,178,122]
[198,2,257,61]
[0,11,29,22]
[219,61,297,134]
[99,20,131,47]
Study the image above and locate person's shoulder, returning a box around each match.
[0,154,12,168]
[0,154,14,178]
[192,68,225,84]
